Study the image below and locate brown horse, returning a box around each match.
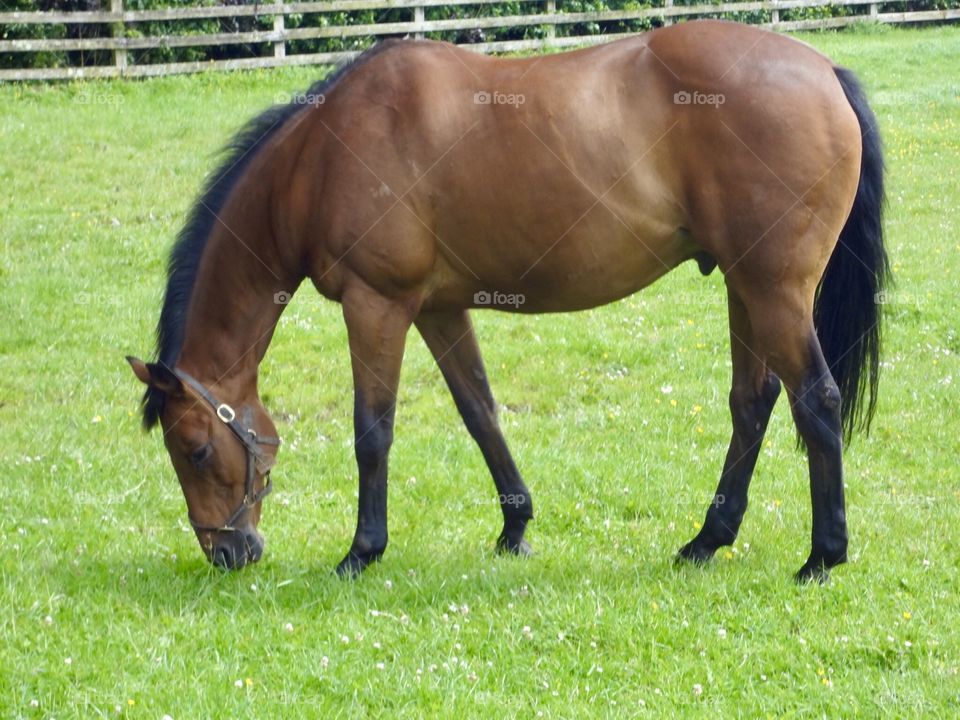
[128,20,888,582]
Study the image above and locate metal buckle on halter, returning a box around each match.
[216,403,236,423]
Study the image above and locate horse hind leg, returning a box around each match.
[786,341,848,583]
[743,289,848,583]
[677,289,781,564]
[416,310,534,556]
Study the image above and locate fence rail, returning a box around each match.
[2,0,958,81]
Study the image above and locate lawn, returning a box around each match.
[1,23,958,718]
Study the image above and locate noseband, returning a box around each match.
[173,369,281,534]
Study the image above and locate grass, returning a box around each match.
[1,25,959,718]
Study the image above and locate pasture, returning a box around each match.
[2,24,959,717]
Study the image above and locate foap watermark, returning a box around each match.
[499,493,527,508]
[473,290,525,308]
[75,91,124,106]
[474,90,525,108]
[473,493,528,508]
[874,290,923,307]
[276,91,326,108]
[274,291,294,305]
[872,90,926,107]
[673,90,725,108]
[75,291,124,307]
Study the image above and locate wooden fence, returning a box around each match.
[2,0,958,80]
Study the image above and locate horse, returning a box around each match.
[127,19,888,583]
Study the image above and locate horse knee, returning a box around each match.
[354,413,394,468]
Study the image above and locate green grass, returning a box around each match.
[2,25,959,718]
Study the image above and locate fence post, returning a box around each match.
[111,0,126,73]
[664,0,673,27]
[273,3,285,58]
[771,0,779,26]
[870,2,878,18]
[545,0,555,39]
[414,5,424,39]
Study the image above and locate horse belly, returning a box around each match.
[503,225,691,313]
[428,196,691,313]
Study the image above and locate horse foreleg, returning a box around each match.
[416,310,534,557]
[336,282,415,577]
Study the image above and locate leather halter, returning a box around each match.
[172,369,280,534]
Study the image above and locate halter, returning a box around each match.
[172,368,281,534]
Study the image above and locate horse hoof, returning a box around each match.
[675,540,716,565]
[794,561,831,585]
[335,550,381,578]
[496,534,533,557]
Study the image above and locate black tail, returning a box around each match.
[814,67,891,443]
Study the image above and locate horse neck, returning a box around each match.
[176,201,297,399]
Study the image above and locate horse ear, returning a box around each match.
[127,356,152,385]
[126,356,182,394]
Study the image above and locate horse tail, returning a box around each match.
[813,66,891,443]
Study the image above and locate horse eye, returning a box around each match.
[190,443,213,468]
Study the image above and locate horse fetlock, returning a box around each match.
[812,536,848,569]
[700,507,742,546]
[351,530,388,557]
[796,539,847,584]
[499,492,533,520]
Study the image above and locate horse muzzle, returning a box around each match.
[205,529,265,570]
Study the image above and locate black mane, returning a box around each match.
[142,41,402,429]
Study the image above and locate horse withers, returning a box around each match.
[128,20,888,582]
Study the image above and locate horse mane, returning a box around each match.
[142,40,405,429]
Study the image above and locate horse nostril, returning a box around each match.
[243,532,265,563]
[213,544,234,569]
[208,533,262,569]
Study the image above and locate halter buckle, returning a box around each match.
[216,403,236,423]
